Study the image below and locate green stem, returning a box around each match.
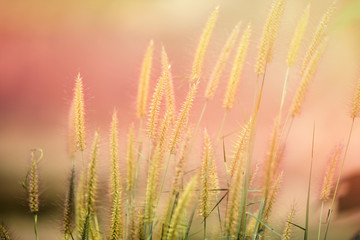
[323,118,355,239]
[34,214,39,240]
[305,123,316,240]
[317,201,324,240]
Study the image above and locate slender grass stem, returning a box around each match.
[204,217,207,239]
[323,118,355,240]
[305,123,316,240]
[317,201,324,240]
[189,101,208,154]
[34,214,39,240]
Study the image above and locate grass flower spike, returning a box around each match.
[137,40,154,118]
[190,6,219,84]
[205,23,240,100]
[286,5,310,67]
[73,74,86,152]
[223,23,251,110]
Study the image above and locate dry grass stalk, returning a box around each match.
[320,145,342,202]
[169,80,199,153]
[205,23,240,100]
[137,40,154,118]
[74,74,86,151]
[147,73,166,140]
[28,151,39,214]
[286,5,310,67]
[290,38,327,117]
[161,47,176,125]
[166,175,198,240]
[255,0,286,75]
[351,77,360,119]
[301,2,335,75]
[281,204,295,240]
[199,130,219,218]
[190,7,219,84]
[126,123,135,193]
[223,23,251,110]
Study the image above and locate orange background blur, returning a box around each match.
[1,0,360,239]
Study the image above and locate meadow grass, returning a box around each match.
[6,1,360,239]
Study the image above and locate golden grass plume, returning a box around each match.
[205,23,240,101]
[286,4,310,67]
[73,73,86,152]
[190,6,219,84]
[137,40,154,118]
[223,23,251,110]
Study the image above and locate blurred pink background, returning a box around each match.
[1,0,360,239]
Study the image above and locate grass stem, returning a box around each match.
[34,214,39,240]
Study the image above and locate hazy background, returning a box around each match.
[1,0,360,239]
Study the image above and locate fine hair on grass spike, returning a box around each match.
[190,6,219,84]
[137,40,154,119]
[73,73,86,152]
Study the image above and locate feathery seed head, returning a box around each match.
[320,145,342,201]
[205,23,241,100]
[282,204,295,240]
[145,145,163,223]
[74,73,86,151]
[223,23,251,109]
[109,190,123,240]
[126,123,135,192]
[68,99,77,158]
[286,5,310,67]
[263,171,283,221]
[0,224,11,240]
[167,175,198,240]
[225,151,245,237]
[161,46,176,125]
[301,2,335,75]
[290,38,327,117]
[86,131,100,214]
[172,125,193,193]
[169,80,199,153]
[264,115,281,197]
[147,74,166,139]
[351,77,360,119]
[255,0,286,75]
[63,166,76,235]
[199,129,219,218]
[229,118,252,177]
[190,6,219,84]
[137,40,154,118]
[28,151,40,214]
[110,111,121,196]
